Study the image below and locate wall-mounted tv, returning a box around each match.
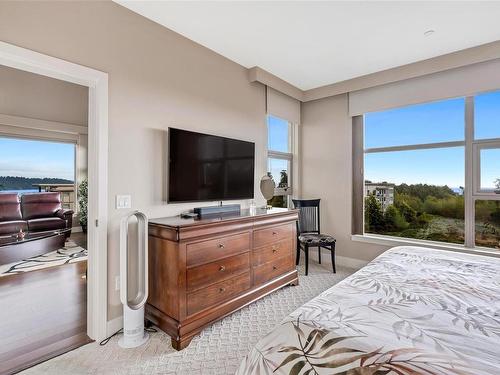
[168,128,255,203]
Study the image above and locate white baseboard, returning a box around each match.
[107,316,123,337]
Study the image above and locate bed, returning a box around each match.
[236,246,500,375]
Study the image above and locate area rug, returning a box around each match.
[0,239,87,277]
[22,260,356,375]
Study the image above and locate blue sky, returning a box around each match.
[365,91,500,187]
[0,137,75,180]
[268,115,289,152]
[267,116,290,184]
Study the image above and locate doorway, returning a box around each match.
[0,41,108,373]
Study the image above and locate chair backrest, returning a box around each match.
[292,199,320,235]
[21,192,62,220]
[0,193,22,221]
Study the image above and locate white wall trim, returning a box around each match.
[0,113,87,134]
[351,234,500,258]
[0,41,109,341]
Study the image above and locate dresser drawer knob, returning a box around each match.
[272,231,278,235]
[218,243,225,248]
[272,248,278,253]
[219,287,226,293]
[273,265,278,270]
[219,265,226,272]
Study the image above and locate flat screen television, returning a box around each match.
[168,128,255,203]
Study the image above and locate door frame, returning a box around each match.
[0,41,109,341]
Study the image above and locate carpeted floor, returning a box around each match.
[22,260,355,375]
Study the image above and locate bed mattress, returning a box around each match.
[237,246,500,374]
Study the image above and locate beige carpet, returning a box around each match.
[23,259,355,375]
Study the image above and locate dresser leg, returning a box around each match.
[289,278,299,286]
[171,336,193,351]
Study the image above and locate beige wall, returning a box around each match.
[0,1,267,320]
[300,95,389,263]
[0,64,88,126]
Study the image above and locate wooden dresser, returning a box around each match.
[146,208,299,350]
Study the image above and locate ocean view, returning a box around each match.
[0,189,39,195]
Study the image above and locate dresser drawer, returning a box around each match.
[186,232,250,268]
[187,272,251,316]
[187,252,250,292]
[253,223,294,248]
[253,239,293,267]
[253,254,294,285]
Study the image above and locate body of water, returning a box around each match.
[0,189,38,195]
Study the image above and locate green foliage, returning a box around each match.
[395,192,422,212]
[0,176,73,191]
[394,199,418,224]
[395,183,454,201]
[267,195,286,208]
[365,195,385,231]
[78,179,88,228]
[384,205,409,231]
[278,170,288,188]
[367,182,499,248]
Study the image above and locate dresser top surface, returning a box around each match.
[149,207,297,228]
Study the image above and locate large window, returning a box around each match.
[267,115,292,208]
[0,137,76,209]
[361,92,500,250]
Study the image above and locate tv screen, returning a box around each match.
[168,128,255,203]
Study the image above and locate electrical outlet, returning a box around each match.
[115,276,120,291]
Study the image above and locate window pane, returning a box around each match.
[364,98,465,148]
[474,91,500,140]
[0,137,76,210]
[268,115,290,152]
[480,148,500,191]
[475,200,500,249]
[267,158,290,208]
[364,147,464,245]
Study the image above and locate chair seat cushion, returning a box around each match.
[0,220,28,235]
[299,233,336,245]
[27,217,66,232]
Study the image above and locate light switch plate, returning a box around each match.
[116,195,131,209]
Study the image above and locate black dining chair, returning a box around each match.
[292,199,336,276]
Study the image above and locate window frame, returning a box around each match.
[473,139,500,196]
[267,115,295,207]
[356,92,500,251]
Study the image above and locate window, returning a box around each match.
[360,91,500,250]
[0,137,76,210]
[474,91,500,140]
[267,115,292,208]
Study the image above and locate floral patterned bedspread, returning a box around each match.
[236,246,500,375]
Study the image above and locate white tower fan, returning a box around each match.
[118,211,150,348]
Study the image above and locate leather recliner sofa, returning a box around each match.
[0,192,73,237]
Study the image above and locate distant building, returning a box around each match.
[365,182,395,211]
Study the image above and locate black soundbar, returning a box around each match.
[193,204,241,217]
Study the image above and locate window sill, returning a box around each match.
[351,234,500,258]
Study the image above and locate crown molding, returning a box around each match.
[248,40,500,103]
[247,66,304,101]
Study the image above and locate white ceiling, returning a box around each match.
[115,1,500,90]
